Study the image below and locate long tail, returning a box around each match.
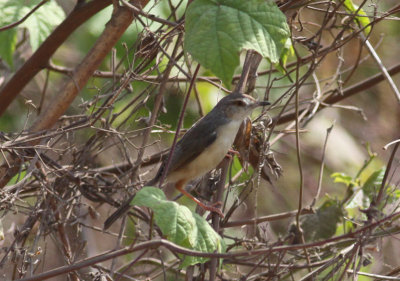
[103,175,162,230]
[103,194,135,230]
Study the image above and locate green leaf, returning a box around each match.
[0,28,17,67]
[335,219,354,236]
[386,188,400,205]
[301,198,343,242]
[0,0,21,67]
[331,172,355,186]
[362,168,385,198]
[21,1,65,51]
[345,189,370,210]
[131,186,225,267]
[344,168,385,211]
[343,0,371,35]
[184,0,290,86]
[0,0,65,67]
[361,167,400,208]
[274,37,294,74]
[8,170,27,185]
[275,37,293,72]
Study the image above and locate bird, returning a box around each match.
[104,91,269,229]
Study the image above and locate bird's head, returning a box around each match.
[217,92,270,121]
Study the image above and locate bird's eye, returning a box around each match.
[233,100,246,106]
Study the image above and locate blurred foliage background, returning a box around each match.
[0,0,400,280]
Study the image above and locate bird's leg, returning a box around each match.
[175,180,224,218]
[228,148,240,155]
[225,148,240,159]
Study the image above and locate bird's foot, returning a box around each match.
[203,201,224,218]
[176,183,224,218]
[225,149,240,159]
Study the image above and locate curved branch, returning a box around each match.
[0,0,112,116]
[0,2,151,188]
[17,210,400,281]
[0,0,50,32]
[275,62,400,125]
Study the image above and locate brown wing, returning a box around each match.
[168,118,218,173]
[149,111,229,184]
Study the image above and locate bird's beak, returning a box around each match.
[257,100,270,107]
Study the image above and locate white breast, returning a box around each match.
[167,120,242,184]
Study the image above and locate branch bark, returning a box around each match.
[275,62,400,125]
[0,0,112,116]
[17,210,400,281]
[0,1,150,188]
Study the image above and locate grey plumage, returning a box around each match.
[104,92,269,229]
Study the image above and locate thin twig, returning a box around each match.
[375,140,399,205]
[311,123,334,207]
[361,33,400,103]
[0,0,50,32]
[159,64,200,185]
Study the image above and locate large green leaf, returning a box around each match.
[184,0,290,86]
[0,0,65,67]
[131,186,225,267]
